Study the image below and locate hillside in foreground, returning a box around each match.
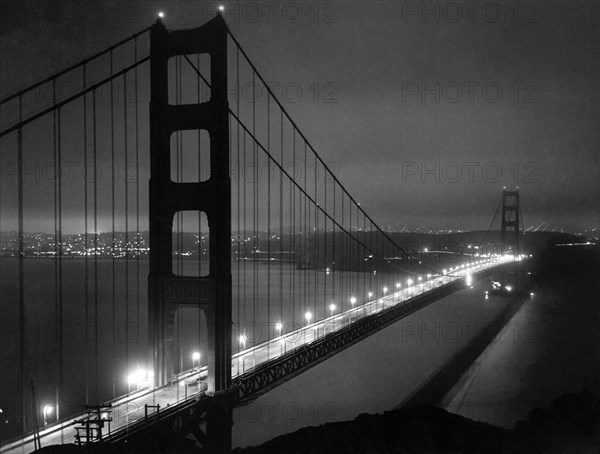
[234,391,600,454]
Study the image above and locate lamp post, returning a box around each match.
[275,322,283,355]
[239,335,247,374]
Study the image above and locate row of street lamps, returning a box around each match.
[130,261,492,383]
[120,259,495,393]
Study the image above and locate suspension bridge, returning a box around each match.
[0,11,525,453]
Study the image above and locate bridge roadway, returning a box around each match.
[0,256,513,453]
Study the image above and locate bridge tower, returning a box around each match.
[500,188,520,258]
[148,13,232,452]
[499,188,525,293]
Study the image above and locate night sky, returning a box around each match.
[0,0,598,232]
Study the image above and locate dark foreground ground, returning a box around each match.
[233,391,600,454]
[35,391,600,453]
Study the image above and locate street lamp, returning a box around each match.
[127,367,146,393]
[305,311,312,324]
[192,352,200,369]
[275,322,284,354]
[43,404,54,426]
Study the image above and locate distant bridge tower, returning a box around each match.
[148,13,232,452]
[500,188,520,259]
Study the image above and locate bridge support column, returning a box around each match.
[148,13,233,452]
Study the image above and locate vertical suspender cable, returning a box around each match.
[288,124,293,324]
[134,39,140,340]
[197,53,203,354]
[323,156,327,318]
[313,154,318,319]
[83,65,90,405]
[279,110,283,328]
[235,49,241,351]
[291,128,295,328]
[110,50,116,398]
[175,56,181,373]
[17,94,26,434]
[123,72,129,378]
[52,82,58,419]
[369,220,373,297]
[267,92,271,347]
[252,70,257,354]
[93,89,99,401]
[242,128,246,342]
[332,183,335,313]
[363,213,366,304]
[52,79,64,423]
[57,88,64,428]
[303,142,308,320]
[307,144,312,320]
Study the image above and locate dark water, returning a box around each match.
[444,244,600,427]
